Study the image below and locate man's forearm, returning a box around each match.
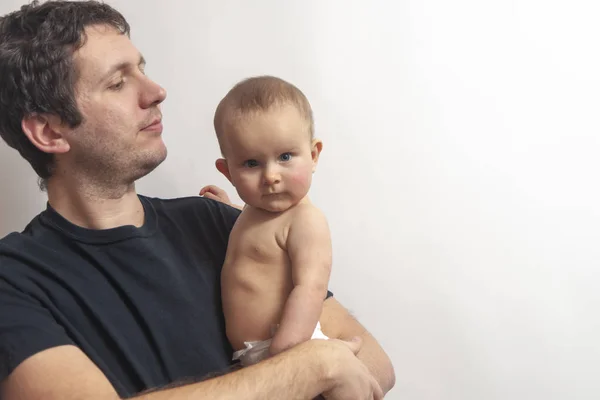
[132,341,329,400]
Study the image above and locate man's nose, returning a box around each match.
[140,76,167,108]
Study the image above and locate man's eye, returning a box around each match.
[244,160,259,168]
[279,153,292,162]
[109,80,125,90]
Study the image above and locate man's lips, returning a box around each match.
[141,118,162,132]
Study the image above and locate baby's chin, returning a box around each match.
[252,202,294,213]
[247,196,301,213]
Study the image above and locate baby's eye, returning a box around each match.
[279,153,292,162]
[244,159,259,168]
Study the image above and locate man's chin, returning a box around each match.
[131,148,168,182]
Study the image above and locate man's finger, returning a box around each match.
[202,192,221,201]
[200,185,216,196]
[371,375,384,400]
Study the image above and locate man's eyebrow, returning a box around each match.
[99,54,146,82]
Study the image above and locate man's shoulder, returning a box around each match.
[0,212,48,255]
[140,194,241,235]
[0,218,48,280]
[142,194,240,217]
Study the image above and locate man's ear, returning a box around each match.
[21,114,70,154]
[215,158,233,184]
[310,138,323,172]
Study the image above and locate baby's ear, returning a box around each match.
[311,139,323,172]
[215,158,233,183]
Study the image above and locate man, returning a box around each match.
[0,1,395,399]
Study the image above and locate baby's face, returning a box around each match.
[221,104,319,212]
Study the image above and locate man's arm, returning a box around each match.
[1,339,382,400]
[270,206,332,354]
[321,297,397,395]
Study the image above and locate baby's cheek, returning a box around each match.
[290,168,312,189]
[234,175,258,196]
[291,175,307,187]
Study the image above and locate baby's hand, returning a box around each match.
[199,185,232,205]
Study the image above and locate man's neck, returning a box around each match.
[46,176,145,230]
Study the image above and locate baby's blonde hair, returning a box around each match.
[214,76,314,153]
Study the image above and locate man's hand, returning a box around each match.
[199,185,245,210]
[319,337,384,400]
[199,185,232,204]
[321,298,396,395]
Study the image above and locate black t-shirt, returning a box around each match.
[0,195,241,397]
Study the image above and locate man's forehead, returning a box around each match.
[73,25,138,78]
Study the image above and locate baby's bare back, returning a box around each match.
[221,207,295,351]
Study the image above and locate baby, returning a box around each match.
[202,76,332,366]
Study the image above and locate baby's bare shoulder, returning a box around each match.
[290,202,327,221]
[287,203,329,235]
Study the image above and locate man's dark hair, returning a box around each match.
[0,0,130,189]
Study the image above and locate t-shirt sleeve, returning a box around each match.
[0,278,74,382]
[199,198,241,237]
[215,202,241,233]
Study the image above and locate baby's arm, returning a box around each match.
[269,206,332,355]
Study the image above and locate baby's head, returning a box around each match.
[213,76,322,213]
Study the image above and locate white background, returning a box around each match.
[1,1,599,399]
